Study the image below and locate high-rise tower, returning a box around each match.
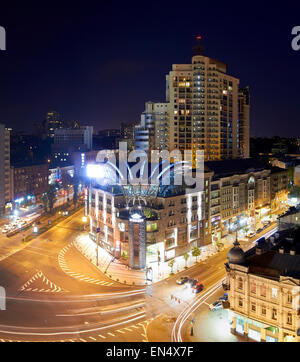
[166,36,243,162]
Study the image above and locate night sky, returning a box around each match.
[0,1,300,137]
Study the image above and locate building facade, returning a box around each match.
[238,87,250,158]
[87,159,288,268]
[134,102,169,155]
[134,38,250,165]
[11,163,49,203]
[225,231,300,342]
[166,38,249,164]
[0,124,11,214]
[88,182,206,268]
[120,122,138,151]
[204,159,288,245]
[52,126,93,165]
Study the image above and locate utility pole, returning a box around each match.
[190,317,195,336]
[157,250,161,280]
[96,227,100,266]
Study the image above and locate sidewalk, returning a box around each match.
[74,234,147,285]
[74,231,238,286]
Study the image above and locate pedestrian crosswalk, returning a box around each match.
[58,242,115,287]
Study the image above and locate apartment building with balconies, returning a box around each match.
[204,159,287,245]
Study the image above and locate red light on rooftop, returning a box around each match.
[196,35,202,40]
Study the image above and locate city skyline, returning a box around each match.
[0,2,300,346]
[0,2,299,137]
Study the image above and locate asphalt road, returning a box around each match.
[0,210,278,342]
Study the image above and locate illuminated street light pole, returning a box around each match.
[96,226,100,266]
[82,216,87,230]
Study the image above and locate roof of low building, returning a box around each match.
[229,228,300,280]
[205,158,267,179]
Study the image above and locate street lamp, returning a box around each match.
[82,216,88,230]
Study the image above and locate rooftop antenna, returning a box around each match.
[193,35,205,56]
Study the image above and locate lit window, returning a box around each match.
[238,278,243,290]
[251,281,256,294]
[261,285,266,297]
[272,288,278,299]
[287,313,292,325]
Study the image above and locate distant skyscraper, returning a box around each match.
[0,124,11,214]
[45,111,64,138]
[120,121,138,151]
[134,102,169,155]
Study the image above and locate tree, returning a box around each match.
[72,175,80,208]
[48,184,57,214]
[243,226,249,235]
[183,252,189,268]
[216,240,224,252]
[61,173,73,203]
[41,192,48,213]
[168,259,175,274]
[191,246,201,263]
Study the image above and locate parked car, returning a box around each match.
[257,228,263,234]
[219,293,228,302]
[193,283,204,293]
[209,301,223,311]
[176,276,190,285]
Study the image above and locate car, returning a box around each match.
[257,228,263,234]
[209,301,223,311]
[193,283,204,293]
[176,276,190,285]
[219,293,228,302]
[187,279,198,288]
[248,232,256,238]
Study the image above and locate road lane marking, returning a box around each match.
[18,270,68,294]
[98,334,106,339]
[58,242,116,287]
[107,332,115,337]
